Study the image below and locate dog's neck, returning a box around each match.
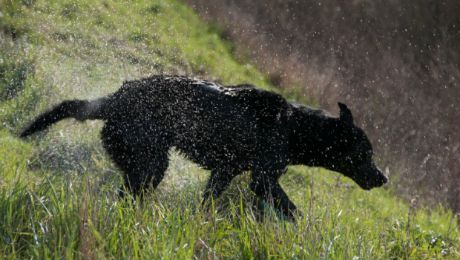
[287,105,340,166]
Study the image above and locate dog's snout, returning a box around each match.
[376,167,388,185]
[382,175,389,184]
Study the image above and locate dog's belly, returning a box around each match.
[172,116,256,171]
[175,139,254,171]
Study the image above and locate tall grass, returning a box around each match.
[0,138,458,258]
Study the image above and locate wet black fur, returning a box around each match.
[20,75,387,220]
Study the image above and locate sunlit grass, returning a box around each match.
[0,0,459,258]
[0,141,458,258]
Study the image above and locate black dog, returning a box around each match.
[20,75,387,219]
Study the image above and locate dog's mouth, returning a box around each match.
[358,175,388,190]
[354,166,388,190]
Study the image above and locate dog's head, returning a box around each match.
[320,103,388,189]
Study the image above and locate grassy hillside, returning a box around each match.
[0,0,459,258]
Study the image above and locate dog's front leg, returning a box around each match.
[202,168,239,207]
[249,167,298,221]
[250,105,295,220]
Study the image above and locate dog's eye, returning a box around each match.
[348,153,366,165]
[365,150,373,160]
[345,156,354,164]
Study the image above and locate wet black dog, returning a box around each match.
[20,75,387,220]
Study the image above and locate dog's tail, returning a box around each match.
[19,97,109,138]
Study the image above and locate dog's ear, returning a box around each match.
[338,102,353,124]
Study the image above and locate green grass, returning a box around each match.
[0,0,459,258]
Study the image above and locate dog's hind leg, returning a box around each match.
[202,168,238,206]
[119,151,169,197]
[101,123,169,197]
